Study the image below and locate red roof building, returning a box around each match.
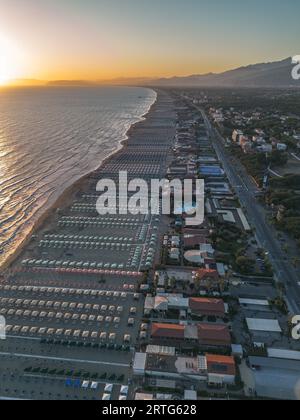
[151,322,231,348]
[194,269,219,281]
[151,323,185,340]
[198,324,231,347]
[206,354,236,376]
[189,298,226,318]
[193,269,221,291]
[184,235,208,249]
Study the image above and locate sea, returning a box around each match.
[0,86,156,267]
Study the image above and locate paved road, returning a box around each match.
[195,105,300,313]
[0,351,130,368]
[291,153,300,162]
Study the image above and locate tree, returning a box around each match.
[270,150,288,167]
[235,256,255,275]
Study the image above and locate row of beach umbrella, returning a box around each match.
[44,234,134,243]
[39,240,133,251]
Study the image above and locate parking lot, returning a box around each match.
[0,351,132,400]
[0,277,143,400]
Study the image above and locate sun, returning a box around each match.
[0,56,11,85]
[0,36,22,85]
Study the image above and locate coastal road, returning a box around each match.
[195,104,300,314]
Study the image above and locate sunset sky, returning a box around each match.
[0,0,299,83]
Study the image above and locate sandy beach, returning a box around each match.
[1,88,157,274]
[0,88,177,402]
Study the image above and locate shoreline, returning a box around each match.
[1,88,158,274]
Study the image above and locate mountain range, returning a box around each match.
[7,57,300,88]
[147,57,299,87]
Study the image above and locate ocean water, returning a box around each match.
[0,86,156,267]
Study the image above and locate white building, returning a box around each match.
[133,347,236,386]
[277,143,288,151]
[257,144,273,153]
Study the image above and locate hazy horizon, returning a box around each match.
[0,0,299,85]
[1,56,295,88]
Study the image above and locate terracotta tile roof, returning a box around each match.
[189,298,225,316]
[151,323,185,339]
[151,322,231,347]
[206,354,236,376]
[184,235,208,248]
[194,269,219,281]
[198,323,231,346]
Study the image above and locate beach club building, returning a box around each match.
[133,346,236,386]
[150,322,231,349]
[189,297,226,318]
[192,268,221,291]
[144,295,227,319]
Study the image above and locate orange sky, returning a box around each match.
[0,0,299,85]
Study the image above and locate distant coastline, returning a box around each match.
[4,56,300,89]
